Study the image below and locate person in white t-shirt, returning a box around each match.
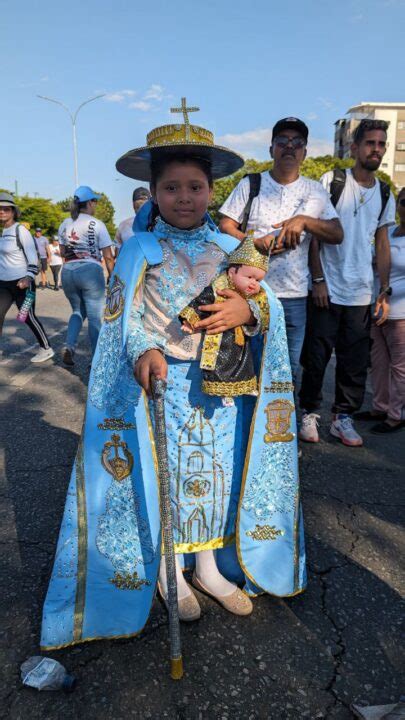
[34,228,51,289]
[219,117,343,386]
[48,237,63,291]
[58,186,114,366]
[114,186,151,249]
[299,119,396,447]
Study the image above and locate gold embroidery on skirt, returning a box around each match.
[264,381,295,394]
[98,418,135,431]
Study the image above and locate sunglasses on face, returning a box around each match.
[399,198,405,207]
[273,136,307,149]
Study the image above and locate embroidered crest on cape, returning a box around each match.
[246,524,285,541]
[101,434,134,482]
[264,400,295,443]
[104,275,125,322]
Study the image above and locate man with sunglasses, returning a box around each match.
[220,117,343,387]
[299,119,396,447]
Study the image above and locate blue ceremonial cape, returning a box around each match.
[41,227,306,650]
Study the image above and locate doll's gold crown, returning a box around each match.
[146,97,214,148]
[228,233,269,273]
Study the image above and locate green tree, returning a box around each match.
[17,195,67,236]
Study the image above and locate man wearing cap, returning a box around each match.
[114,187,151,249]
[219,117,343,387]
[34,228,51,289]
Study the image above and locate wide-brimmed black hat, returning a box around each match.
[116,98,244,181]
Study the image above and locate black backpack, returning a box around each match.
[329,168,390,221]
[15,224,41,274]
[240,173,262,233]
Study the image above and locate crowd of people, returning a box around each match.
[1,106,404,656]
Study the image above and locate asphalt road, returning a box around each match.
[1,286,404,720]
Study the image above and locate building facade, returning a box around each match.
[334,102,405,189]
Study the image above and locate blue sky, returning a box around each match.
[1,0,404,224]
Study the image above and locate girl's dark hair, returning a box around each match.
[12,206,21,221]
[397,186,405,200]
[150,153,213,189]
[70,196,88,220]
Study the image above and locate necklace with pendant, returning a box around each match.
[352,179,377,217]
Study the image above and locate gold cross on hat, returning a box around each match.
[170,97,199,140]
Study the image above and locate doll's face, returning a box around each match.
[228,265,265,296]
[152,161,213,230]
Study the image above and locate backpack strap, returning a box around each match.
[378,181,391,222]
[329,168,347,208]
[240,173,261,233]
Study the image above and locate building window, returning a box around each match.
[397,143,405,151]
[394,164,405,172]
[398,122,405,130]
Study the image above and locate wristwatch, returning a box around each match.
[379,285,392,296]
[312,276,325,284]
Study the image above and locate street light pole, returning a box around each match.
[37,94,105,187]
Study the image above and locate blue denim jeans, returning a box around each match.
[279,296,307,387]
[62,262,106,355]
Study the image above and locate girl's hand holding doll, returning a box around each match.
[194,289,255,335]
[134,349,168,396]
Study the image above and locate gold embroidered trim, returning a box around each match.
[98,418,135,431]
[202,377,257,397]
[264,382,295,394]
[110,571,151,590]
[246,524,285,541]
[253,291,270,331]
[173,533,235,555]
[73,436,87,643]
[200,332,223,370]
[179,305,200,329]
[234,326,245,346]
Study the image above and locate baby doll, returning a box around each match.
[179,234,269,402]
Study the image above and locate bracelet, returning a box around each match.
[379,285,392,296]
[312,276,325,284]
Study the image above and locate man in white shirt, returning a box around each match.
[114,187,151,249]
[299,119,396,447]
[219,117,343,385]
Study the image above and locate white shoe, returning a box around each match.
[31,347,55,363]
[299,412,320,443]
[330,414,363,447]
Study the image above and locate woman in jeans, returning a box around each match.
[58,186,114,366]
[0,192,54,363]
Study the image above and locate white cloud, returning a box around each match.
[104,89,138,102]
[217,127,333,159]
[350,12,364,21]
[130,100,152,112]
[307,112,318,121]
[40,76,49,82]
[144,84,164,101]
[318,97,335,110]
[307,138,334,157]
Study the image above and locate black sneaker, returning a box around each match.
[62,348,75,366]
[54,286,59,291]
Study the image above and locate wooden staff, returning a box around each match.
[151,377,183,680]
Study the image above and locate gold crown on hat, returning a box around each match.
[228,232,269,273]
[147,97,213,148]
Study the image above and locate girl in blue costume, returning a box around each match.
[41,101,306,650]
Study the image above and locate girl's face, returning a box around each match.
[152,161,213,230]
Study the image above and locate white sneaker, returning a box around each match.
[31,347,55,363]
[299,412,320,443]
[330,414,363,447]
